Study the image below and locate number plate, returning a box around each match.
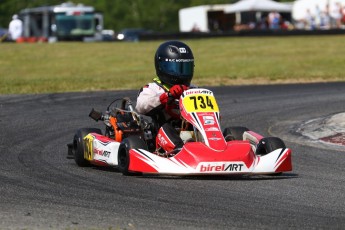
[182,90,219,113]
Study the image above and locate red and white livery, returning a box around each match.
[68,88,292,176]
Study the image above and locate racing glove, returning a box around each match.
[159,85,188,106]
[170,85,188,99]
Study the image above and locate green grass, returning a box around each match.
[1,35,345,94]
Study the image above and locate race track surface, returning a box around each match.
[1,83,345,229]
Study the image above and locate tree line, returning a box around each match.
[0,0,291,32]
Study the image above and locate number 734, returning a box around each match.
[189,95,215,110]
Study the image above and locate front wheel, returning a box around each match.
[118,136,148,176]
[255,137,286,156]
[73,128,102,167]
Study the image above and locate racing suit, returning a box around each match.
[136,78,185,153]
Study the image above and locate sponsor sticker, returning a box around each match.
[205,127,219,132]
[208,137,222,141]
[197,162,245,172]
[165,58,193,62]
[179,47,187,53]
[157,133,168,146]
[203,116,215,125]
[94,148,111,158]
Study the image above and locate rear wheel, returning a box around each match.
[255,137,286,156]
[118,136,148,176]
[73,128,102,167]
[223,126,249,141]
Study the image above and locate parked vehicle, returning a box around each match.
[19,2,103,42]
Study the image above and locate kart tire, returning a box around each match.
[222,126,249,141]
[255,137,286,156]
[73,128,102,167]
[118,136,148,176]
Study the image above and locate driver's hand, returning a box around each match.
[169,85,188,99]
[159,85,188,106]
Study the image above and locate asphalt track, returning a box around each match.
[1,82,345,229]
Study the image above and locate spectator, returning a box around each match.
[315,5,322,29]
[268,11,281,30]
[8,14,23,41]
[341,5,345,27]
[321,3,331,29]
[305,9,315,30]
[191,23,200,32]
[330,2,342,28]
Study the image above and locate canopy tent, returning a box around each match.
[225,0,292,13]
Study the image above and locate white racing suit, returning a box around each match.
[136,78,184,153]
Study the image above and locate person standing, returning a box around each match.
[8,14,23,41]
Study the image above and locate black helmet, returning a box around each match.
[154,40,194,86]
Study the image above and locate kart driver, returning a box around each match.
[136,40,195,154]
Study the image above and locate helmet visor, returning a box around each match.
[158,60,194,77]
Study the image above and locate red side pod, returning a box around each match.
[128,149,158,173]
[275,149,292,172]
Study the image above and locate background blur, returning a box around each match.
[0,0,292,32]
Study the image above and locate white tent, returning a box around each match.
[225,0,292,13]
[292,0,345,21]
[179,4,229,32]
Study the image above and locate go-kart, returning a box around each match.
[67,88,292,176]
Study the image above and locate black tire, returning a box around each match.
[73,128,102,167]
[255,137,286,156]
[118,136,148,176]
[222,126,249,141]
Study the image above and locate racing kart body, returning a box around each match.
[67,88,292,176]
